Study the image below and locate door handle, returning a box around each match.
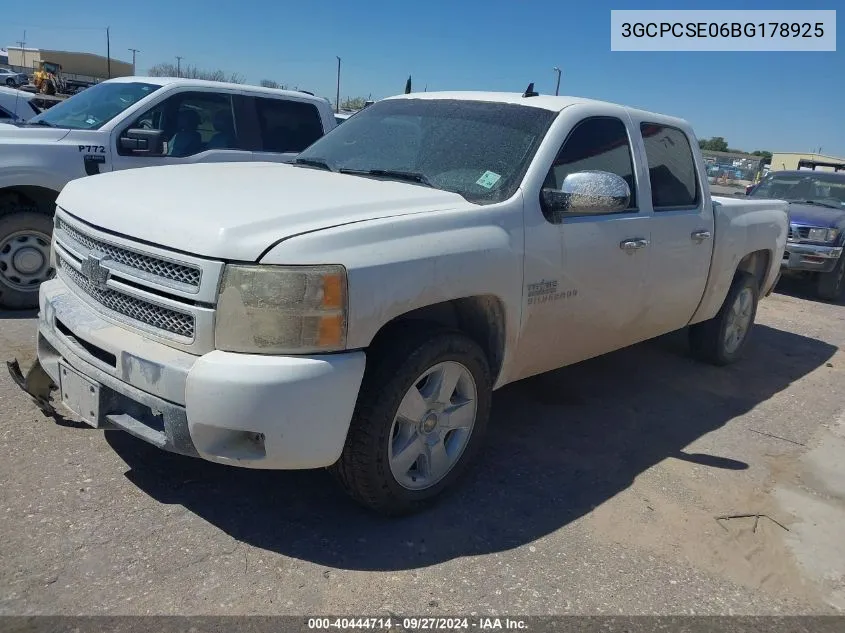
[619,238,649,251]
[691,230,712,242]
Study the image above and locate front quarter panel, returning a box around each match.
[0,130,112,191]
[260,197,526,387]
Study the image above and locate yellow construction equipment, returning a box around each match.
[33,61,66,96]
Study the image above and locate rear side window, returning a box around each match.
[640,123,699,209]
[255,98,324,153]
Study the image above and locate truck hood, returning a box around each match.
[0,124,71,144]
[58,162,474,261]
[787,202,845,229]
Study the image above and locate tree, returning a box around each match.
[751,150,772,158]
[698,137,729,152]
[148,62,244,84]
[260,79,289,90]
[341,96,368,110]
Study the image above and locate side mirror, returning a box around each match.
[541,170,631,218]
[119,128,165,156]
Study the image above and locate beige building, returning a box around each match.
[6,46,133,80]
[769,152,845,173]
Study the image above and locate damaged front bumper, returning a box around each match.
[9,278,367,470]
[6,358,57,418]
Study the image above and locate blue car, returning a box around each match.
[748,170,845,301]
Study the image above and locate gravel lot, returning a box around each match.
[1,279,843,616]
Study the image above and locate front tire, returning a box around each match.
[0,212,55,310]
[331,324,492,515]
[689,271,759,366]
[816,256,845,302]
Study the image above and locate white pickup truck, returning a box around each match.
[9,90,788,515]
[0,76,336,309]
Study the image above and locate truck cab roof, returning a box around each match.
[384,91,693,130]
[101,76,327,103]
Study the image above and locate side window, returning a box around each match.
[640,123,699,209]
[0,108,11,120]
[543,117,637,221]
[124,92,239,158]
[255,97,324,153]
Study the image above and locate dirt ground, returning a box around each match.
[0,277,843,615]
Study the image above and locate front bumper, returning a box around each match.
[781,242,842,273]
[16,279,366,470]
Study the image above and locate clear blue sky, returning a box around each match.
[2,0,842,156]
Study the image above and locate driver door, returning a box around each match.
[514,112,652,380]
[109,90,255,172]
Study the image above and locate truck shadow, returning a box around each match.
[774,276,845,306]
[0,309,39,320]
[105,324,836,571]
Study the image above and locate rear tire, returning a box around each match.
[0,212,55,310]
[5,78,15,87]
[331,323,492,515]
[816,256,845,302]
[689,271,759,366]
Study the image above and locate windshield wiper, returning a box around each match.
[338,168,433,187]
[27,120,55,127]
[293,157,334,171]
[798,200,841,209]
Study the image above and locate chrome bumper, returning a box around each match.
[781,243,842,273]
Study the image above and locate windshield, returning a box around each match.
[749,172,845,209]
[296,98,555,204]
[28,82,161,130]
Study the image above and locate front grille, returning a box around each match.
[56,218,201,288]
[788,225,812,241]
[58,255,195,339]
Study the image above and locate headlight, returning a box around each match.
[807,227,839,243]
[215,264,347,354]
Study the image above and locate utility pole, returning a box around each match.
[553,66,561,96]
[106,27,111,78]
[335,56,341,113]
[176,56,183,77]
[16,31,26,70]
[128,48,140,74]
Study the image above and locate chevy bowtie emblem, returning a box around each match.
[81,253,110,289]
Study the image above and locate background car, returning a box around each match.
[0,68,28,88]
[748,170,845,300]
[0,86,41,123]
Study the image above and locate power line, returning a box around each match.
[3,22,107,31]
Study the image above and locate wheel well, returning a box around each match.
[368,296,507,384]
[0,186,60,218]
[737,250,771,293]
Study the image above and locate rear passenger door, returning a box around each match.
[631,119,715,338]
[246,96,327,163]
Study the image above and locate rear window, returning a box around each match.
[640,123,699,209]
[255,97,324,153]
